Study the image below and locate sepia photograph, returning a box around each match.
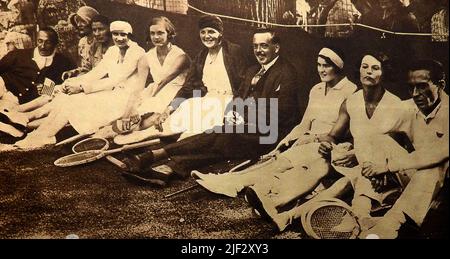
[0,0,448,242]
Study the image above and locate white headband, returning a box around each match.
[110,21,133,34]
[319,48,344,69]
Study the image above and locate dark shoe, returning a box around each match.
[122,154,143,173]
[121,167,171,186]
[245,187,270,220]
[245,186,280,222]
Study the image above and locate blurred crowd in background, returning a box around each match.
[111,0,449,39]
[0,0,448,61]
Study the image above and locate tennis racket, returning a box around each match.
[72,137,109,153]
[55,133,94,147]
[301,198,360,239]
[54,139,160,167]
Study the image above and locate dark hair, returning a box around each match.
[254,27,281,45]
[360,50,392,82]
[91,14,110,27]
[409,59,446,85]
[38,26,59,45]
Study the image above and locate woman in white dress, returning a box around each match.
[15,20,145,148]
[113,15,248,145]
[244,51,412,233]
[112,16,191,134]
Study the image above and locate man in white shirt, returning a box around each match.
[359,59,449,239]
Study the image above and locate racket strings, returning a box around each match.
[73,138,109,153]
[310,206,356,239]
[54,150,103,167]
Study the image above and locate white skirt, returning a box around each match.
[137,82,182,115]
[63,88,133,134]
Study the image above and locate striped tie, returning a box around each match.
[251,67,266,85]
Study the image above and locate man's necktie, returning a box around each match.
[251,67,266,86]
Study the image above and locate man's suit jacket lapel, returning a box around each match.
[253,58,283,97]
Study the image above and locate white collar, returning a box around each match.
[33,47,56,60]
[414,90,448,122]
[317,77,349,91]
[32,47,55,69]
[261,56,279,71]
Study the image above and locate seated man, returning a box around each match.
[193,47,357,198]
[1,15,113,137]
[0,27,74,139]
[243,51,412,232]
[120,28,301,186]
[357,60,449,239]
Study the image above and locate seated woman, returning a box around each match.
[355,59,448,238]
[245,51,412,232]
[113,15,248,145]
[1,15,113,131]
[14,20,145,149]
[62,14,114,79]
[109,16,191,135]
[194,47,357,198]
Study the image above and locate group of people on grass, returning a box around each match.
[0,5,448,239]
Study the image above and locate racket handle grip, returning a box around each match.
[105,155,127,169]
[121,139,160,151]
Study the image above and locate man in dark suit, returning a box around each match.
[0,27,75,138]
[121,28,301,186]
[0,27,74,106]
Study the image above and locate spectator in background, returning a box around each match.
[133,0,188,14]
[37,0,87,64]
[309,0,337,36]
[6,0,37,40]
[325,0,361,37]
[358,0,419,38]
[351,0,377,16]
[66,6,100,70]
[62,14,114,79]
[0,31,33,59]
[431,0,449,42]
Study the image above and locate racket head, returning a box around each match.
[54,150,105,167]
[302,199,360,239]
[72,137,109,153]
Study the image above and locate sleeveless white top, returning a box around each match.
[146,45,188,88]
[346,89,410,162]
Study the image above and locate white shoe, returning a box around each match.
[14,134,56,150]
[191,170,219,181]
[196,178,239,198]
[271,212,292,232]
